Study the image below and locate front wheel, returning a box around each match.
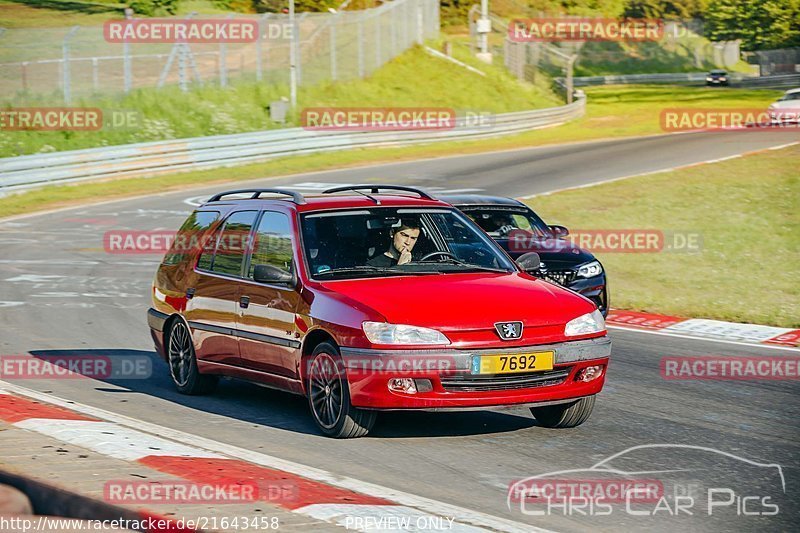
[307,342,376,438]
[530,396,595,428]
[167,319,218,395]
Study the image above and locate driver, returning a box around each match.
[367,221,421,267]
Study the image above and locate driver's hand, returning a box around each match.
[398,248,412,265]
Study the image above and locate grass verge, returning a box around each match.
[0,45,558,157]
[526,144,800,328]
[0,85,784,219]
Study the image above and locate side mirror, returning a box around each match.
[253,264,294,285]
[548,225,569,238]
[516,252,541,272]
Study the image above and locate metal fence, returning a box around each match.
[0,96,586,192]
[487,14,744,88]
[0,0,440,103]
[560,72,800,89]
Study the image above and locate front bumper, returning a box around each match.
[341,336,611,410]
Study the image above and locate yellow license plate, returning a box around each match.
[471,352,554,375]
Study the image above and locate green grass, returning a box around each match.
[0,44,559,157]
[0,84,783,220]
[526,145,800,328]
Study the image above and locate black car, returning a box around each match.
[443,195,608,316]
[706,69,729,86]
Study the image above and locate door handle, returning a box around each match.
[239,295,250,309]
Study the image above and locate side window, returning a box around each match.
[511,214,532,231]
[163,210,220,265]
[249,211,294,278]
[199,210,258,276]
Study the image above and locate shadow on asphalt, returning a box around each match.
[27,349,539,439]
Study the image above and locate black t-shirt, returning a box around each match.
[367,253,399,267]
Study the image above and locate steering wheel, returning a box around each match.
[419,251,458,262]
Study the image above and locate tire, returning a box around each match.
[166,319,218,395]
[307,342,376,438]
[530,395,595,428]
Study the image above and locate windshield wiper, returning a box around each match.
[425,257,510,273]
[314,266,432,277]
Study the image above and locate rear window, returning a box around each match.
[162,210,221,266]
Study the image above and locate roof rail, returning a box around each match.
[321,184,436,200]
[205,188,306,204]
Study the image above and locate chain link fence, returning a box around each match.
[478,13,743,89]
[0,0,439,103]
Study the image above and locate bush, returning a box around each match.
[129,0,180,16]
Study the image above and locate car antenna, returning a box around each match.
[351,189,381,205]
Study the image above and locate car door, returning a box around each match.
[237,210,302,378]
[185,209,258,367]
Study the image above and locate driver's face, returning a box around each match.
[392,228,420,253]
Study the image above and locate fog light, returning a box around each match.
[388,378,417,394]
[414,379,433,392]
[576,365,604,383]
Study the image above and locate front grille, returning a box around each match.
[534,269,576,286]
[440,366,573,392]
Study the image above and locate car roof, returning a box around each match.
[203,193,454,213]
[785,88,800,95]
[439,194,527,208]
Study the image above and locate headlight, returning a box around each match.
[362,322,450,345]
[565,310,605,337]
[719,77,727,81]
[576,260,603,278]
[706,77,713,81]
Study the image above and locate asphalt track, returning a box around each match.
[1,129,799,532]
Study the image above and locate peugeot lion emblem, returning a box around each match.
[495,321,524,340]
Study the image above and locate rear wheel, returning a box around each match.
[307,342,376,438]
[167,320,218,395]
[530,396,595,428]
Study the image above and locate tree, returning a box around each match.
[704,0,800,50]
[622,0,707,20]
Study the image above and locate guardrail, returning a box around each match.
[563,72,799,89]
[0,98,586,192]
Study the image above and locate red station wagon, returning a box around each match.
[148,186,611,438]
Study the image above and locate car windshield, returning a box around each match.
[779,92,800,101]
[300,207,517,279]
[460,206,551,239]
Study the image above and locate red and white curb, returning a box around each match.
[0,382,542,533]
[607,310,800,348]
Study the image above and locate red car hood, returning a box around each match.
[320,272,596,332]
